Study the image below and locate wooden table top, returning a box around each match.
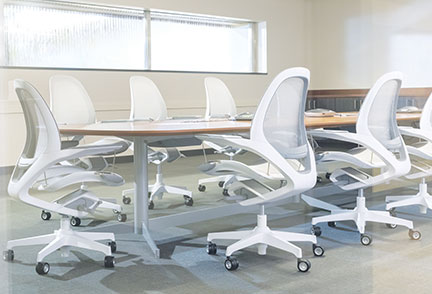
[59,112,421,137]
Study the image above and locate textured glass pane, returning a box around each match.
[4,2,146,69]
[151,13,253,72]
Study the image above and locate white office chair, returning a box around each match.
[3,80,118,275]
[121,76,193,209]
[49,74,130,164]
[199,68,323,272]
[386,92,432,213]
[302,72,421,245]
[33,75,130,224]
[198,77,248,196]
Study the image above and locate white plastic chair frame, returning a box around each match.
[121,76,192,209]
[199,77,248,195]
[3,80,118,275]
[386,92,432,213]
[198,68,322,273]
[302,72,421,245]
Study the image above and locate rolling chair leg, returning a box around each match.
[386,179,432,214]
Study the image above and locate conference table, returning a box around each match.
[59,112,421,257]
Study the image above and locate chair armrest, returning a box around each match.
[399,126,432,142]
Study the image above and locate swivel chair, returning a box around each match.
[121,76,193,209]
[386,92,432,213]
[3,80,118,275]
[198,77,247,196]
[199,68,323,272]
[33,75,130,224]
[302,72,421,245]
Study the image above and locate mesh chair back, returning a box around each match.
[10,80,61,194]
[204,77,237,119]
[49,75,96,125]
[252,69,309,160]
[129,76,167,121]
[357,72,402,150]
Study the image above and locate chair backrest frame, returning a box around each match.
[49,75,96,125]
[204,77,237,119]
[129,76,168,121]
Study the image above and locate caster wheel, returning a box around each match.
[184,196,194,207]
[360,234,372,246]
[409,229,421,240]
[316,176,322,183]
[327,221,336,228]
[104,256,115,268]
[3,250,14,261]
[198,185,206,192]
[122,196,131,205]
[36,262,50,275]
[117,213,127,222]
[108,241,117,253]
[206,242,217,255]
[311,225,322,237]
[41,210,51,221]
[297,259,311,272]
[386,223,397,229]
[312,244,324,257]
[148,201,154,210]
[218,181,225,188]
[222,189,229,196]
[325,172,331,179]
[224,257,239,271]
[70,217,81,227]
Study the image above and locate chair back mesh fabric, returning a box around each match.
[204,77,237,118]
[359,78,401,149]
[12,80,61,183]
[129,76,167,120]
[261,77,308,159]
[49,75,96,125]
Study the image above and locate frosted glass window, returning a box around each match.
[2,1,267,73]
[150,12,266,73]
[4,1,146,69]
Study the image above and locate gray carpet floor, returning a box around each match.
[1,152,432,294]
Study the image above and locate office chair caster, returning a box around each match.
[386,223,397,229]
[316,176,322,183]
[3,250,14,261]
[108,241,117,253]
[222,189,229,196]
[122,196,131,205]
[116,213,127,222]
[325,172,332,179]
[409,229,421,240]
[148,200,155,210]
[198,185,206,192]
[311,225,322,237]
[206,242,217,255]
[218,181,225,188]
[328,221,336,228]
[36,262,50,275]
[224,257,239,271]
[41,210,52,221]
[297,259,311,272]
[312,244,324,257]
[70,217,81,227]
[184,195,194,206]
[104,256,115,268]
[360,234,372,246]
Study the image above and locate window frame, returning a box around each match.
[1,0,267,75]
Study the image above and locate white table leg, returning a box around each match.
[134,137,160,258]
